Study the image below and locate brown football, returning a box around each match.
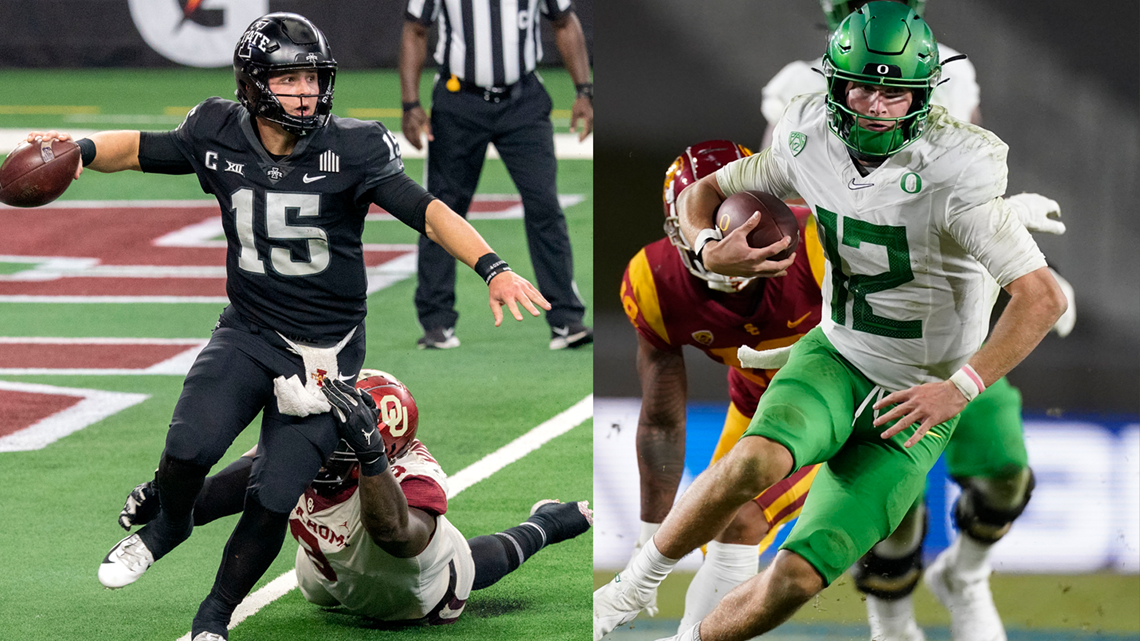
[0,139,81,207]
[713,190,800,260]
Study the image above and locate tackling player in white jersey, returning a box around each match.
[119,370,591,631]
[594,4,1066,640]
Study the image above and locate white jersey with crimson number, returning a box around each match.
[290,439,475,623]
[716,95,1047,391]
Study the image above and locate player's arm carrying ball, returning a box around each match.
[424,201,551,326]
[322,379,435,558]
[676,171,797,279]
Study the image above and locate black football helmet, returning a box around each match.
[233,13,337,136]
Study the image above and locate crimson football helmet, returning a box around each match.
[233,13,337,136]
[662,140,754,292]
[355,369,420,463]
[310,369,420,495]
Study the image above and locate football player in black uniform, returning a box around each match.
[28,12,547,641]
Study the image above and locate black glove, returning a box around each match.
[118,473,160,531]
[322,378,388,475]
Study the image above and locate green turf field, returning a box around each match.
[0,69,592,640]
[594,570,1140,639]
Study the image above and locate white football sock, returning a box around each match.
[950,533,994,580]
[639,520,662,547]
[867,593,918,638]
[676,621,703,641]
[678,541,758,633]
[626,536,678,592]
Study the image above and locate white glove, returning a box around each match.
[1006,193,1065,235]
[737,345,793,370]
[1050,267,1076,338]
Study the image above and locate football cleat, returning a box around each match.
[593,571,654,640]
[550,323,593,350]
[924,549,1006,641]
[417,327,460,350]
[98,533,155,589]
[528,499,593,546]
[191,633,226,641]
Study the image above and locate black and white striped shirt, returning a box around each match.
[406,0,573,89]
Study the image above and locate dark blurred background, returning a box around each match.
[0,0,592,68]
[594,0,1139,415]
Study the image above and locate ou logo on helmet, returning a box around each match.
[379,395,410,436]
[129,0,270,68]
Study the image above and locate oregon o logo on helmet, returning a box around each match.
[129,0,270,68]
[900,172,922,194]
[876,64,890,75]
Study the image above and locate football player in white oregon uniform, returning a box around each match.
[593,4,1067,641]
[119,370,592,629]
[662,2,1074,641]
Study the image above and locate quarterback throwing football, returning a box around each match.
[27,12,547,641]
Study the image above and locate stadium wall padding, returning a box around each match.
[0,0,592,69]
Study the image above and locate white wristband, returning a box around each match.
[692,228,722,263]
[949,364,986,402]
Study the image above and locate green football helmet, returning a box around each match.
[822,1,940,158]
[820,0,927,31]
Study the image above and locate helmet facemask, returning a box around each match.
[310,440,359,497]
[821,2,940,159]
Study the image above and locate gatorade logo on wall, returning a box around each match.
[129,0,270,68]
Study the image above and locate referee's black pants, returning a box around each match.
[415,72,586,332]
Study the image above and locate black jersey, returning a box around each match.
[169,97,422,343]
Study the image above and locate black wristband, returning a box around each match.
[474,252,512,285]
[358,451,389,477]
[575,82,593,101]
[77,138,96,167]
[402,100,421,112]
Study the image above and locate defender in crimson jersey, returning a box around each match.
[620,140,828,630]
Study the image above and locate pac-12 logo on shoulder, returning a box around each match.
[788,132,807,156]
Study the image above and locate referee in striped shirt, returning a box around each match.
[401,0,593,351]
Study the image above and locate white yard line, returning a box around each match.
[174,394,593,640]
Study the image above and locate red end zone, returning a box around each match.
[0,389,83,439]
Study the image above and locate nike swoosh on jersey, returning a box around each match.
[848,178,874,190]
[787,312,812,328]
[303,174,327,183]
